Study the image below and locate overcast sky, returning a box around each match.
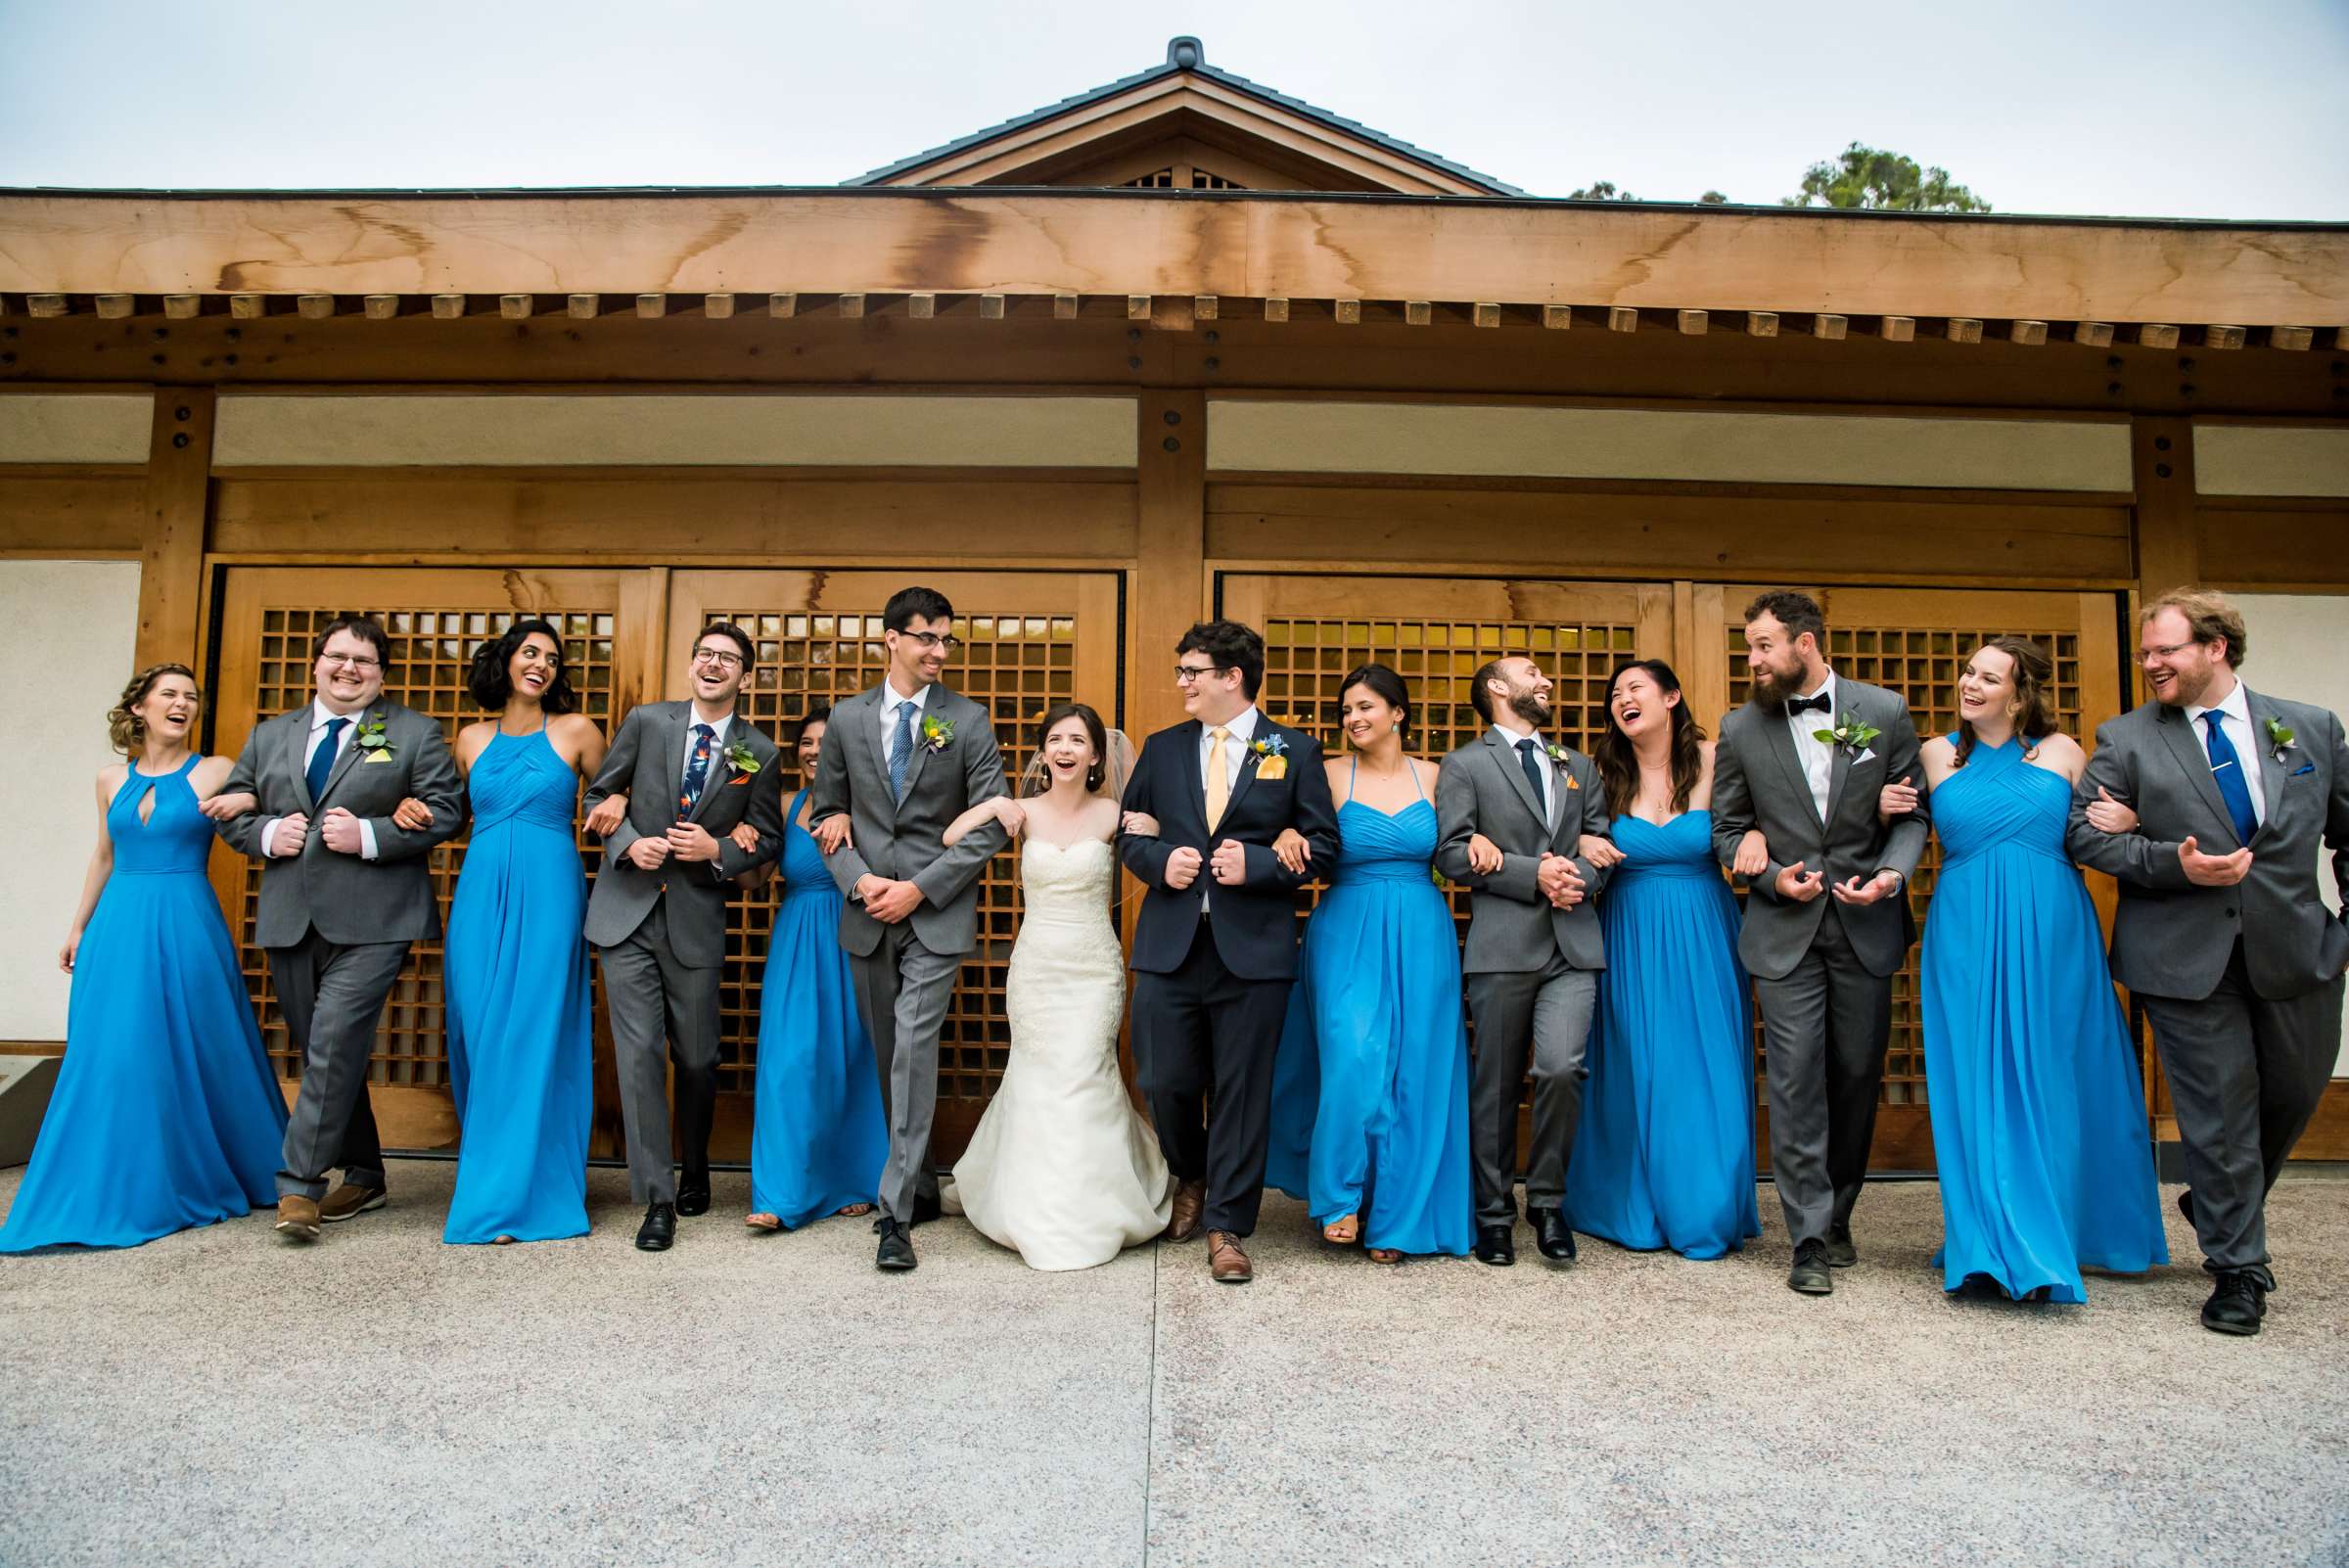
[4,0,2344,220]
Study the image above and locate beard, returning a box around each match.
[1506,688,1551,727]
[1749,656,1807,706]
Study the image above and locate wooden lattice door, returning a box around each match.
[1704,585,2130,1169]
[663,570,1122,1161]
[207,567,659,1150]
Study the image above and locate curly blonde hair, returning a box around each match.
[109,664,201,757]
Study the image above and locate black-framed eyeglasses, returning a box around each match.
[1174,663,1229,684]
[692,647,745,669]
[899,630,964,654]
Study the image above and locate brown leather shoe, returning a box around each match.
[275,1195,322,1241]
[319,1184,386,1223]
[1208,1230,1253,1284]
[1166,1179,1206,1243]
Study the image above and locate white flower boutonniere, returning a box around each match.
[2265,716,2297,764]
[720,741,760,779]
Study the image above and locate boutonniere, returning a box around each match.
[354,713,393,761]
[721,741,760,778]
[1814,715,1881,759]
[1249,733,1289,780]
[2265,716,2297,763]
[918,715,954,755]
[1542,740,1575,772]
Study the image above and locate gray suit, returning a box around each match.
[1710,676,1927,1247]
[581,702,784,1203]
[1434,731,1614,1226]
[215,700,464,1200]
[2067,688,2349,1270]
[807,682,1009,1222]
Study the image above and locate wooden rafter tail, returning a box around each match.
[704,293,736,320]
[499,294,533,320]
[1942,317,1983,345]
[1052,292,1079,320]
[1263,297,1290,322]
[1746,310,1779,338]
[2268,325,2314,351]
[1879,315,1917,343]
[2008,319,2049,346]
[1193,294,1219,321]
[1333,299,1361,324]
[363,295,401,321]
[566,293,600,319]
[1813,312,1848,341]
[1542,303,1572,330]
[432,294,468,320]
[838,292,866,319]
[2137,323,2180,350]
[1473,302,1501,328]
[903,292,935,319]
[766,292,797,319]
[1677,308,1708,336]
[94,293,135,319]
[633,293,666,319]
[1126,295,1152,321]
[1606,305,1637,333]
[296,294,336,321]
[2202,324,2245,350]
[2071,321,2115,347]
[163,295,204,320]
[2334,327,2349,351]
[229,294,268,320]
[1404,300,1432,326]
[978,293,1006,320]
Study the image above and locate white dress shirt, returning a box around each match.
[1488,722,1556,827]
[1783,670,1838,821]
[1197,705,1260,911]
[261,700,380,859]
[876,681,931,774]
[2186,677,2267,829]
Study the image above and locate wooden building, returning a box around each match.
[3,37,2345,1171]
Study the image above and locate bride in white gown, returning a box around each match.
[940,702,1173,1270]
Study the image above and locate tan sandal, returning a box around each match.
[836,1202,874,1218]
[745,1213,782,1232]
[1367,1247,1403,1265]
[1321,1215,1360,1244]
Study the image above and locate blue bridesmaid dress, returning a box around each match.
[1,757,286,1252]
[1919,734,2167,1301]
[441,721,592,1243]
[1564,809,1760,1260]
[1267,759,1472,1257]
[749,787,886,1227]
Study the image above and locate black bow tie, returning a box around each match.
[1786,693,1831,715]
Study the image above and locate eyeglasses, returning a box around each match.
[898,630,964,654]
[2136,641,2198,666]
[1174,664,1229,684]
[692,647,745,669]
[318,653,381,671]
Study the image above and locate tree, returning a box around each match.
[1781,143,1989,212]
[1569,180,1639,201]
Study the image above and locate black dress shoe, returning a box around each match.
[635,1201,677,1253]
[675,1173,712,1218]
[1530,1206,1577,1263]
[1787,1239,1833,1296]
[909,1190,944,1226]
[1472,1223,1515,1267]
[875,1217,917,1271]
[2200,1268,2271,1336]
[1824,1224,1858,1268]
[2176,1188,2195,1227]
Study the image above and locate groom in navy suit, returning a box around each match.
[1120,621,1339,1285]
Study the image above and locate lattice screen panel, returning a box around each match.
[1724,622,2086,1109]
[237,607,618,1085]
[696,608,1080,1100]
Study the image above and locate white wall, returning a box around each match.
[0,561,143,1039]
[2237,593,2349,1075]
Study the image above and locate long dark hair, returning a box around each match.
[466,618,579,714]
[1595,659,1706,819]
[1953,637,2058,768]
[1031,702,1109,793]
[1336,662,1410,738]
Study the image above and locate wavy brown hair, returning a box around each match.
[109,663,201,757]
[1952,637,2059,768]
[1595,659,1706,819]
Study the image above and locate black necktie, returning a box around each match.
[1786,692,1830,715]
[1515,738,1548,810]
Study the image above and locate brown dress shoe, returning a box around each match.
[319,1184,386,1223]
[1166,1179,1207,1243]
[1208,1230,1253,1284]
[275,1195,322,1241]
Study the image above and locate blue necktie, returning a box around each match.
[306,716,348,806]
[1516,738,1548,818]
[890,701,918,802]
[2200,711,2260,848]
[678,723,714,819]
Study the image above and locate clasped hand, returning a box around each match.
[857,875,925,923]
[1537,853,1584,909]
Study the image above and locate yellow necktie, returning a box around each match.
[1204,726,1231,832]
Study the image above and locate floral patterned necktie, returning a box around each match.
[678,723,714,819]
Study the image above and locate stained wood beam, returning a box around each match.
[134,390,214,669]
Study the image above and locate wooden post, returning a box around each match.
[2132,415,2198,607]
[134,389,215,670]
[1133,390,1208,740]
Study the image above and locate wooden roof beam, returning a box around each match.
[1746,310,1778,337]
[2268,325,2314,350]
[2138,323,2181,349]
[364,295,401,320]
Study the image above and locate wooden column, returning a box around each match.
[134,389,214,669]
[1132,389,1208,739]
[2131,415,2198,604]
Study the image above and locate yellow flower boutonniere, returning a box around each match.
[1250,733,1289,781]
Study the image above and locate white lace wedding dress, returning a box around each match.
[948,836,1173,1270]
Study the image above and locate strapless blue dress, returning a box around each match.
[1,757,286,1252]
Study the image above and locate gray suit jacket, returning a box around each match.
[806,682,1010,958]
[1433,732,1614,973]
[2067,688,2349,1001]
[581,702,784,968]
[1709,676,1928,982]
[214,700,465,948]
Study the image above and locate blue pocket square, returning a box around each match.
[2292,763,2317,777]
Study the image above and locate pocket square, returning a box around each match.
[2292,762,2316,777]
[1854,748,1876,764]
[363,752,393,763]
